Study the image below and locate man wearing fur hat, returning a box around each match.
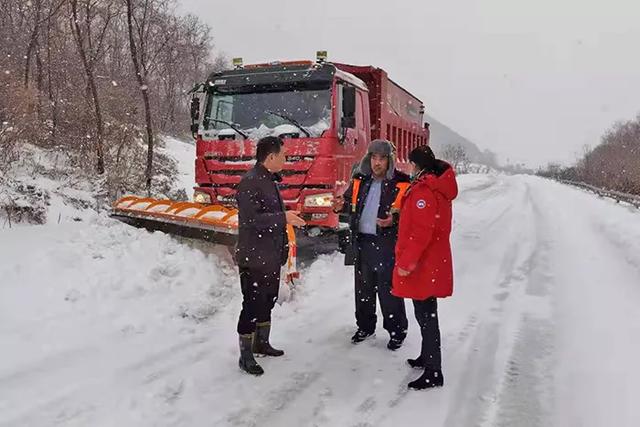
[332,139,410,349]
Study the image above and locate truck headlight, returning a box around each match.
[304,193,333,208]
[194,191,212,204]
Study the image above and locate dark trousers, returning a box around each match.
[413,297,442,370]
[355,234,408,339]
[237,267,280,335]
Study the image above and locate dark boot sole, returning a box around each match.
[351,333,376,344]
[406,361,425,369]
[253,351,285,358]
[253,344,285,357]
[408,383,443,390]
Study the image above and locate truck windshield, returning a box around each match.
[204,88,332,138]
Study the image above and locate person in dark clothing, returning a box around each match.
[332,139,410,350]
[235,136,305,376]
[392,145,458,390]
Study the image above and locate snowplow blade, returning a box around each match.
[111,196,239,246]
[110,196,299,282]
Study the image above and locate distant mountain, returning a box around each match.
[425,114,498,168]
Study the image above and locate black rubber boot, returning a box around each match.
[239,334,264,376]
[406,356,424,369]
[408,368,444,390]
[253,322,284,357]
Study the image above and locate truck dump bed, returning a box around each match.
[334,63,429,162]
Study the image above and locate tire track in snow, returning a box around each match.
[443,179,556,427]
[226,371,324,427]
[527,176,640,427]
[0,328,217,426]
[480,185,556,427]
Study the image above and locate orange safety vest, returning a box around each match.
[391,182,410,212]
[351,179,361,213]
[351,179,409,213]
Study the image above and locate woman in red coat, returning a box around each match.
[392,145,458,390]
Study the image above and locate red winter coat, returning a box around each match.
[392,164,458,300]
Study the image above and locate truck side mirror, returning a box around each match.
[341,116,356,129]
[190,96,200,138]
[190,96,200,121]
[341,86,356,129]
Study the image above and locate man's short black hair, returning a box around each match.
[256,136,284,163]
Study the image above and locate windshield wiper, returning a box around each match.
[265,111,311,137]
[209,119,249,139]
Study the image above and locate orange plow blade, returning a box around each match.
[111,196,298,280]
[111,196,239,246]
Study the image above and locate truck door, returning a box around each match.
[336,83,366,183]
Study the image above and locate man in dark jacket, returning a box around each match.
[332,139,410,350]
[235,136,305,376]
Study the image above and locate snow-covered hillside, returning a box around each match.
[0,144,99,227]
[2,140,640,426]
[0,137,194,229]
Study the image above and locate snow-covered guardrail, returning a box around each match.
[560,180,640,209]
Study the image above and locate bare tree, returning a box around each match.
[23,0,66,89]
[480,149,498,168]
[23,0,43,89]
[125,0,156,194]
[551,114,640,195]
[2,0,223,198]
[441,144,470,174]
[69,0,118,174]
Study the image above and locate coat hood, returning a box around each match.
[412,161,458,201]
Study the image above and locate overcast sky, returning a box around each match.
[179,0,640,166]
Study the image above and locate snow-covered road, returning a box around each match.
[2,174,640,426]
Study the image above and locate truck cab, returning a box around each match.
[190,57,428,231]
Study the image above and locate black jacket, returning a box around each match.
[338,170,411,265]
[235,164,289,271]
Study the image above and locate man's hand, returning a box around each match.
[397,268,411,277]
[376,215,393,228]
[285,210,306,227]
[332,194,345,212]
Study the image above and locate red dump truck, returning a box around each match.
[112,54,430,262]
[190,55,430,231]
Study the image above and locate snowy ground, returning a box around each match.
[2,168,640,426]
